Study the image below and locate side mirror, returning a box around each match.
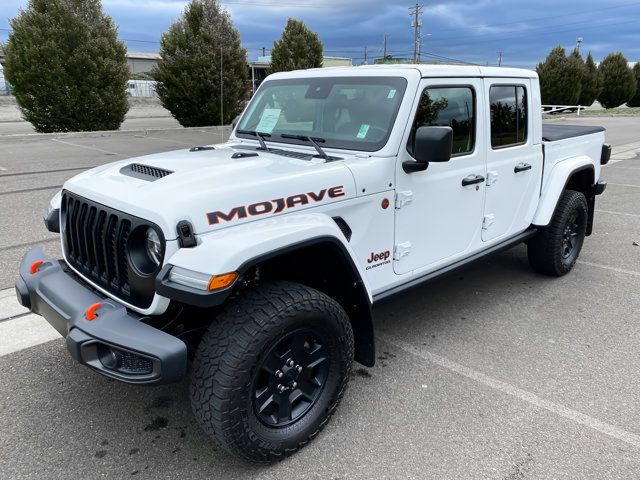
[232,115,240,129]
[403,126,453,173]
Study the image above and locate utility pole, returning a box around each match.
[383,33,388,59]
[497,51,503,67]
[262,47,266,57]
[364,46,368,65]
[220,46,224,134]
[409,3,423,64]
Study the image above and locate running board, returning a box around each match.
[373,228,537,303]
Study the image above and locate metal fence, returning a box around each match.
[127,80,157,98]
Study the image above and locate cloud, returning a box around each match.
[1,0,639,67]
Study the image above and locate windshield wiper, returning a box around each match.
[236,129,271,151]
[280,134,330,160]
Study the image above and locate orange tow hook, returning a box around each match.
[29,260,44,275]
[85,303,102,321]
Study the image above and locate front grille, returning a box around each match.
[61,192,157,309]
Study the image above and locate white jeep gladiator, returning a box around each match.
[16,65,610,462]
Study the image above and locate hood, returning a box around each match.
[63,144,356,239]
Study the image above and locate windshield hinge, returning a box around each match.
[395,191,413,209]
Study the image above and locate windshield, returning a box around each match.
[236,76,407,152]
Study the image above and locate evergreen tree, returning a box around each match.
[579,52,601,107]
[627,62,640,107]
[568,48,586,103]
[598,52,636,108]
[3,0,129,133]
[269,18,323,74]
[153,0,247,127]
[536,46,582,105]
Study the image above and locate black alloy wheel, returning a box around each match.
[253,328,330,427]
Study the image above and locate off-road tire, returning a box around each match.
[528,189,588,276]
[190,281,354,463]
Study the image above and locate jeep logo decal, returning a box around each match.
[366,250,391,270]
[207,186,345,225]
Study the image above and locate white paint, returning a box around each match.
[380,334,640,449]
[51,138,127,157]
[577,260,640,277]
[0,314,61,357]
[607,182,640,189]
[596,209,640,218]
[0,288,29,321]
[0,166,7,171]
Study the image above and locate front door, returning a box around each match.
[394,79,486,275]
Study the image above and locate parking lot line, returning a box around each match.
[607,182,640,189]
[596,209,640,218]
[379,333,640,449]
[0,313,60,357]
[51,138,128,157]
[577,260,640,277]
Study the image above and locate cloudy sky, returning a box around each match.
[1,0,639,67]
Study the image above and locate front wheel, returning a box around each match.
[528,189,588,276]
[190,281,354,463]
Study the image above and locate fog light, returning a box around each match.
[97,344,153,375]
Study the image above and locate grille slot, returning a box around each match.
[120,163,173,181]
[62,193,155,308]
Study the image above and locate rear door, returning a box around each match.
[481,79,543,242]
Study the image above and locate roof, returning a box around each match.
[295,63,538,79]
[126,51,161,60]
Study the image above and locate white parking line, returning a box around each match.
[51,138,127,157]
[380,333,640,449]
[607,182,640,189]
[0,289,29,321]
[596,209,640,218]
[0,166,7,171]
[577,260,640,277]
[0,313,60,357]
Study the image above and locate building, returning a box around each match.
[126,51,161,75]
[248,55,353,95]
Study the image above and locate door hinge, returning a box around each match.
[395,190,413,209]
[482,214,495,230]
[394,242,412,260]
[486,171,499,186]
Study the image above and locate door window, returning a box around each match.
[407,87,476,157]
[489,85,527,148]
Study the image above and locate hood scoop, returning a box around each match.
[120,163,174,182]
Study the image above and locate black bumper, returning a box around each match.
[15,247,187,385]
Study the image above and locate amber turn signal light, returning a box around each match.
[207,272,238,291]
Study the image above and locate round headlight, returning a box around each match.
[145,228,162,266]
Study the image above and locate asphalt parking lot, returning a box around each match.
[0,117,639,479]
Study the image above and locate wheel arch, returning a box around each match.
[160,213,376,367]
[533,159,596,235]
[237,237,375,367]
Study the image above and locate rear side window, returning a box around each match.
[490,85,527,148]
[408,86,475,157]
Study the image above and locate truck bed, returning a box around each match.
[542,124,605,142]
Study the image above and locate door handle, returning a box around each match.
[461,174,485,186]
[514,163,532,173]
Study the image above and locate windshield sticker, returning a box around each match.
[356,124,370,139]
[387,89,396,99]
[256,108,281,133]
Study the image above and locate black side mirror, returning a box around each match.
[232,115,240,129]
[403,126,453,173]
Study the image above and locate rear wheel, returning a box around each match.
[528,189,588,276]
[190,281,353,463]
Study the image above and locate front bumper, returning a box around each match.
[15,247,187,385]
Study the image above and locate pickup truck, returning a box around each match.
[15,65,610,463]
